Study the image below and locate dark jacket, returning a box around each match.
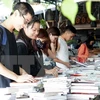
[17,39,45,77]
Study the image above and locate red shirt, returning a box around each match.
[77,43,89,63]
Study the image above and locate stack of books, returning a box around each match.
[29,92,67,100]
[67,93,95,100]
[43,77,71,93]
[67,82,99,100]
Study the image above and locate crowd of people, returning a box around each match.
[0,2,96,88]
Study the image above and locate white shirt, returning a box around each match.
[56,37,69,70]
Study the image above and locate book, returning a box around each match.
[71,86,99,94]
[71,82,99,94]
[10,82,39,87]
[67,93,96,100]
[71,86,98,90]
[72,82,95,86]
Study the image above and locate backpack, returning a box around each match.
[17,39,45,76]
[0,25,7,45]
[16,39,28,55]
[16,39,27,47]
[0,25,7,56]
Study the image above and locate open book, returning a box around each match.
[72,60,88,67]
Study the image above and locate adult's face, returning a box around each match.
[65,31,75,41]
[24,22,40,39]
[49,34,58,43]
[14,10,32,31]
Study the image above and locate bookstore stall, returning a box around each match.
[2,54,100,100]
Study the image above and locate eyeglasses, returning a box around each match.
[18,10,29,25]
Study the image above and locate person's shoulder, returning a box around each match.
[58,36,62,43]
[16,39,27,46]
[17,41,27,49]
[80,43,87,50]
[17,42,28,55]
[16,39,27,49]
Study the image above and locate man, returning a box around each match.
[0,2,35,88]
[56,25,76,70]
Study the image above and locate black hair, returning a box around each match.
[86,36,95,50]
[61,25,77,34]
[12,2,34,17]
[17,19,40,53]
[27,17,40,28]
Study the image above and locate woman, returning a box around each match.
[77,36,89,63]
[17,19,58,77]
[17,19,40,55]
[16,18,45,77]
[77,42,89,63]
[32,29,59,77]
[47,27,60,54]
